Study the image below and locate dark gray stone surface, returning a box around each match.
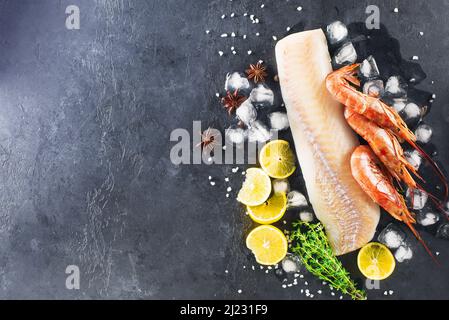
[0,0,448,299]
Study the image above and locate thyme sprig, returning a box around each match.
[290,221,366,300]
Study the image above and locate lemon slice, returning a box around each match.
[237,168,272,206]
[357,242,396,280]
[246,225,288,265]
[247,193,287,224]
[259,140,296,179]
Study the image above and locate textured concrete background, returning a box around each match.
[0,0,448,299]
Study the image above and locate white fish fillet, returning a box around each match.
[275,29,380,255]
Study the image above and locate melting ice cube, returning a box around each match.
[236,99,257,126]
[333,42,357,65]
[406,187,428,210]
[250,84,274,107]
[385,76,407,97]
[417,212,440,227]
[272,179,290,194]
[400,102,422,128]
[268,112,290,131]
[360,56,380,79]
[392,98,407,113]
[299,211,314,223]
[378,223,406,249]
[281,253,302,273]
[326,21,348,45]
[225,72,251,93]
[436,223,449,240]
[225,126,247,145]
[247,120,272,143]
[394,244,413,263]
[287,191,308,208]
[404,149,422,171]
[363,80,384,97]
[415,124,433,144]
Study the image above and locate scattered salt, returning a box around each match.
[393,7,399,13]
[218,51,224,56]
[297,6,302,11]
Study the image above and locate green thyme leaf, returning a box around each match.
[290,221,366,300]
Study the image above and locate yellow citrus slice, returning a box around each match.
[237,168,272,206]
[247,192,287,224]
[259,140,296,179]
[357,242,396,280]
[246,225,288,265]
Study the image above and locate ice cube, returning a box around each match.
[404,102,421,119]
[404,149,422,171]
[360,56,380,79]
[326,21,348,45]
[225,126,247,145]
[225,72,251,93]
[394,245,413,263]
[378,223,406,249]
[287,191,308,208]
[363,80,384,97]
[299,211,314,222]
[236,99,257,126]
[385,76,407,97]
[415,124,432,144]
[406,187,428,210]
[392,98,407,113]
[436,223,449,240]
[250,84,274,107]
[281,253,302,273]
[400,102,422,128]
[272,179,290,194]
[417,212,440,227]
[268,112,290,131]
[247,120,272,143]
[333,42,357,66]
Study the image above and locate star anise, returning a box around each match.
[221,90,246,115]
[246,61,268,83]
[196,127,218,153]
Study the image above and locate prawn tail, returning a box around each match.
[404,219,440,266]
[410,140,448,204]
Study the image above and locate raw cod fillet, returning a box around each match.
[275,29,380,255]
